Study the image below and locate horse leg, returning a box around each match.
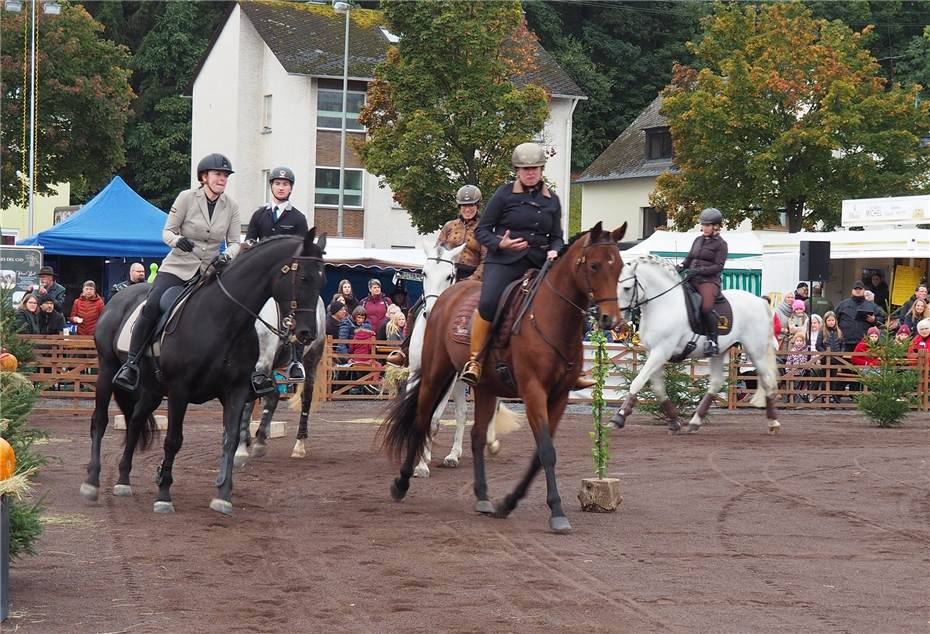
[688,354,725,433]
[610,351,666,428]
[212,388,250,515]
[471,389,497,515]
[115,388,161,498]
[744,339,781,434]
[154,394,187,513]
[486,398,501,455]
[291,355,317,458]
[415,380,454,478]
[235,396,256,467]
[81,360,118,501]
[252,391,279,459]
[649,372,681,434]
[442,380,468,468]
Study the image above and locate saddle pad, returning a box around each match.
[684,286,733,335]
[115,297,191,356]
[449,275,532,347]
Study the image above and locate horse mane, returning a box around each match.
[629,254,679,278]
[202,235,308,285]
[557,225,614,258]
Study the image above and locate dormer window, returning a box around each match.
[645,127,672,160]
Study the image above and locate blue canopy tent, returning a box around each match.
[18,176,170,301]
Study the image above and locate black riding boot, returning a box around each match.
[285,342,305,383]
[113,313,156,391]
[703,309,719,356]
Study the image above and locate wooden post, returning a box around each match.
[1,494,9,622]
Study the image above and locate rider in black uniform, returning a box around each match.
[244,166,310,382]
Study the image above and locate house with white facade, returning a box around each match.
[188,1,584,248]
[576,95,674,242]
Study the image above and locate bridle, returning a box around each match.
[617,262,687,311]
[215,252,324,342]
[543,238,621,316]
[422,254,458,307]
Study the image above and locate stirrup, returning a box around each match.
[386,349,407,367]
[705,341,719,357]
[251,372,276,396]
[285,362,306,384]
[461,360,481,387]
[113,361,140,391]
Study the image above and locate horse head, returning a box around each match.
[617,255,679,317]
[421,239,465,318]
[273,228,327,345]
[563,221,627,331]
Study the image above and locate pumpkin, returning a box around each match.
[0,352,17,372]
[0,437,14,480]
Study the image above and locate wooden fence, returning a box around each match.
[16,335,930,413]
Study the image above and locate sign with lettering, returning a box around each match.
[841,195,930,227]
[892,263,926,307]
[0,245,43,299]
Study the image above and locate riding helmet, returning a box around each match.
[196,153,234,178]
[699,207,723,226]
[269,166,295,185]
[511,142,547,168]
[455,185,482,206]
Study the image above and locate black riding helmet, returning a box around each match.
[197,153,234,180]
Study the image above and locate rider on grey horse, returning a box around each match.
[114,153,241,391]
[245,165,310,384]
[676,207,728,356]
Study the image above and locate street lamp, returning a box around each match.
[3,0,61,238]
[333,0,350,237]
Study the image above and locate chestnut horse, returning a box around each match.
[380,222,626,533]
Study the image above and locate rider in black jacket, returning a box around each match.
[677,208,728,356]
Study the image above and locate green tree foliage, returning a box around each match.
[587,327,610,478]
[524,1,706,170]
[359,0,549,233]
[0,2,134,208]
[653,2,930,232]
[856,334,919,427]
[897,26,930,100]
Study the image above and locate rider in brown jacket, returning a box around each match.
[677,208,728,356]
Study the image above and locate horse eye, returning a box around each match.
[447,275,454,282]
[590,262,600,272]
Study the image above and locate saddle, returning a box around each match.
[115,277,201,356]
[683,285,733,336]
[450,270,539,348]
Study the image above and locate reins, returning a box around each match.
[618,263,688,311]
[423,254,458,306]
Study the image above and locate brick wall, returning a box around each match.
[316,131,365,168]
[315,207,364,238]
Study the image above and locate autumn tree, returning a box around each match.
[0,3,134,208]
[652,2,930,232]
[359,0,549,233]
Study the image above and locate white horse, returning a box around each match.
[612,255,780,434]
[408,241,521,478]
[235,296,327,466]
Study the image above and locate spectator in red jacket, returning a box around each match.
[851,326,881,367]
[907,318,930,365]
[69,280,106,336]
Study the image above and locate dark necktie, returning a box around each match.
[273,206,280,222]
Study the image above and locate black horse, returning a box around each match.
[80,230,327,515]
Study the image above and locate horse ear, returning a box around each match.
[316,232,327,254]
[422,237,435,256]
[303,227,317,253]
[589,220,604,238]
[611,222,628,243]
[448,242,466,262]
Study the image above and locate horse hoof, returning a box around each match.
[153,501,175,513]
[487,440,501,455]
[79,483,99,502]
[250,442,267,459]
[667,421,681,434]
[233,452,248,469]
[209,498,233,515]
[390,481,408,501]
[413,465,430,478]
[290,440,306,459]
[493,499,512,519]
[442,456,459,468]
[609,412,625,429]
[549,516,572,534]
[475,499,495,514]
[768,422,781,434]
[112,484,133,497]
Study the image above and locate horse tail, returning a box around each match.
[750,301,779,407]
[113,388,159,451]
[492,402,523,436]
[378,371,451,464]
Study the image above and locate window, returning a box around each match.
[262,94,272,132]
[315,168,363,207]
[261,169,271,203]
[642,207,667,239]
[317,89,365,130]
[645,127,672,160]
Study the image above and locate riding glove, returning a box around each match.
[211,253,232,271]
[675,263,686,274]
[176,237,195,252]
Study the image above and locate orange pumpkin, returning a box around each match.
[0,437,14,480]
[0,352,17,372]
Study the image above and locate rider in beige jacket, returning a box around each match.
[114,153,241,390]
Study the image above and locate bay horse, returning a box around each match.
[80,231,327,514]
[381,222,627,534]
[610,255,780,433]
[407,241,521,478]
[235,296,327,465]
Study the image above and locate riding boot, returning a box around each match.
[285,342,306,383]
[113,313,156,391]
[703,309,719,356]
[461,311,492,387]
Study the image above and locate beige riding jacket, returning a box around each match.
[158,187,241,280]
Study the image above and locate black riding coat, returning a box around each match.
[476,181,564,269]
[834,295,884,347]
[681,234,728,286]
[245,203,309,241]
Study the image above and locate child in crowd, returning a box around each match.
[786,299,808,336]
[851,326,881,370]
[385,311,407,342]
[785,331,811,402]
[907,318,930,365]
[894,324,912,346]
